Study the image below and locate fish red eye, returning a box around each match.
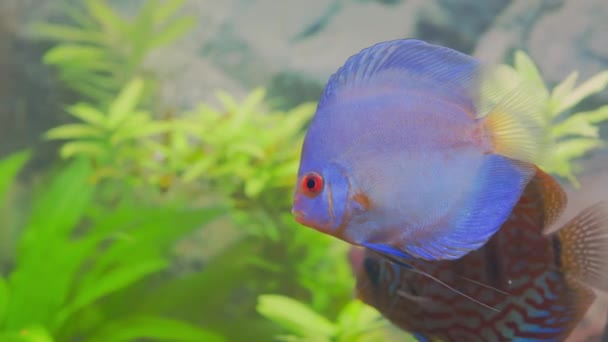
[301,172,324,197]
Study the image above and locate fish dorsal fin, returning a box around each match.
[318,39,481,108]
[532,166,568,230]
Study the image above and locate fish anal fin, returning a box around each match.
[556,201,608,292]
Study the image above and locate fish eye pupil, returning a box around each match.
[306,178,316,190]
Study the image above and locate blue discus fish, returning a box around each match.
[292,38,547,261]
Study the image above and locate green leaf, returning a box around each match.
[181,158,214,182]
[5,158,94,329]
[0,326,54,342]
[25,157,94,239]
[62,1,98,29]
[58,60,118,76]
[215,90,239,113]
[237,87,266,120]
[60,72,121,93]
[551,71,578,103]
[244,177,267,198]
[257,294,336,339]
[42,45,107,65]
[60,141,106,159]
[127,0,157,57]
[63,79,114,103]
[0,331,27,342]
[229,143,266,159]
[109,119,170,144]
[335,300,395,342]
[153,0,187,22]
[149,16,196,49]
[66,103,107,127]
[0,150,31,204]
[86,0,129,35]
[551,115,599,139]
[45,124,104,140]
[107,78,145,129]
[558,71,608,113]
[573,105,608,124]
[336,300,383,330]
[514,50,546,91]
[88,315,226,342]
[67,205,222,324]
[0,277,9,324]
[552,138,605,162]
[54,259,168,328]
[549,71,578,116]
[30,23,104,44]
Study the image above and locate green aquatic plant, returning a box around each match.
[32,0,195,105]
[44,77,171,185]
[171,88,316,239]
[44,80,356,336]
[0,151,224,341]
[32,0,358,339]
[0,151,32,271]
[493,51,608,186]
[46,83,316,238]
[257,294,416,342]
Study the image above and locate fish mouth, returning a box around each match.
[292,208,336,237]
[291,208,308,226]
[291,208,321,231]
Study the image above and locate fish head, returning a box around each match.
[292,160,356,236]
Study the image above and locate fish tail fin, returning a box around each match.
[556,201,608,292]
[481,82,549,165]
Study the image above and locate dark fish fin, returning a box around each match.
[561,274,597,341]
[404,155,535,261]
[555,201,608,292]
[318,39,480,108]
[413,332,431,342]
[531,166,568,230]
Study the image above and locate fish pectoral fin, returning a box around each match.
[404,154,536,261]
[481,78,549,165]
[555,201,608,292]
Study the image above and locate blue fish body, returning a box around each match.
[292,39,544,261]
